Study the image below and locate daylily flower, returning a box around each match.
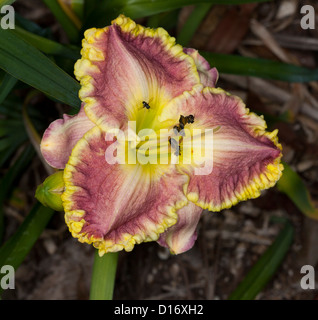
[39,15,283,255]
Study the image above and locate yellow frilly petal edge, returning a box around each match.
[184,87,284,212]
[61,126,188,256]
[73,14,200,129]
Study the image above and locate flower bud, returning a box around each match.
[35,171,64,211]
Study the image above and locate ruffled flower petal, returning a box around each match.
[184,48,218,87]
[157,202,203,254]
[40,105,95,169]
[159,84,283,211]
[62,126,189,255]
[38,14,284,256]
[74,15,200,130]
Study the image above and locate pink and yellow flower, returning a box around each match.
[39,15,283,255]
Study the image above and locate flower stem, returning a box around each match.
[89,250,118,300]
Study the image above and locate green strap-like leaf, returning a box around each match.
[177,3,212,46]
[146,10,180,30]
[0,28,81,110]
[0,0,15,7]
[84,0,273,27]
[0,145,34,242]
[0,72,17,104]
[201,52,318,82]
[119,0,271,18]
[277,162,318,220]
[228,220,294,300]
[41,0,79,43]
[71,0,84,20]
[0,131,27,152]
[12,26,80,60]
[15,12,51,37]
[0,202,54,296]
[90,251,118,300]
[0,137,26,168]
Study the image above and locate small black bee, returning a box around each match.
[186,114,195,123]
[142,101,151,109]
[179,114,194,126]
[173,125,182,135]
[173,114,194,135]
[169,137,181,156]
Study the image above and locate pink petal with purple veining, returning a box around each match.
[74,15,200,130]
[184,48,218,87]
[62,126,189,255]
[159,84,283,211]
[158,202,203,254]
[40,104,95,169]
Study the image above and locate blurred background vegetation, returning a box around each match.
[0,0,318,300]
